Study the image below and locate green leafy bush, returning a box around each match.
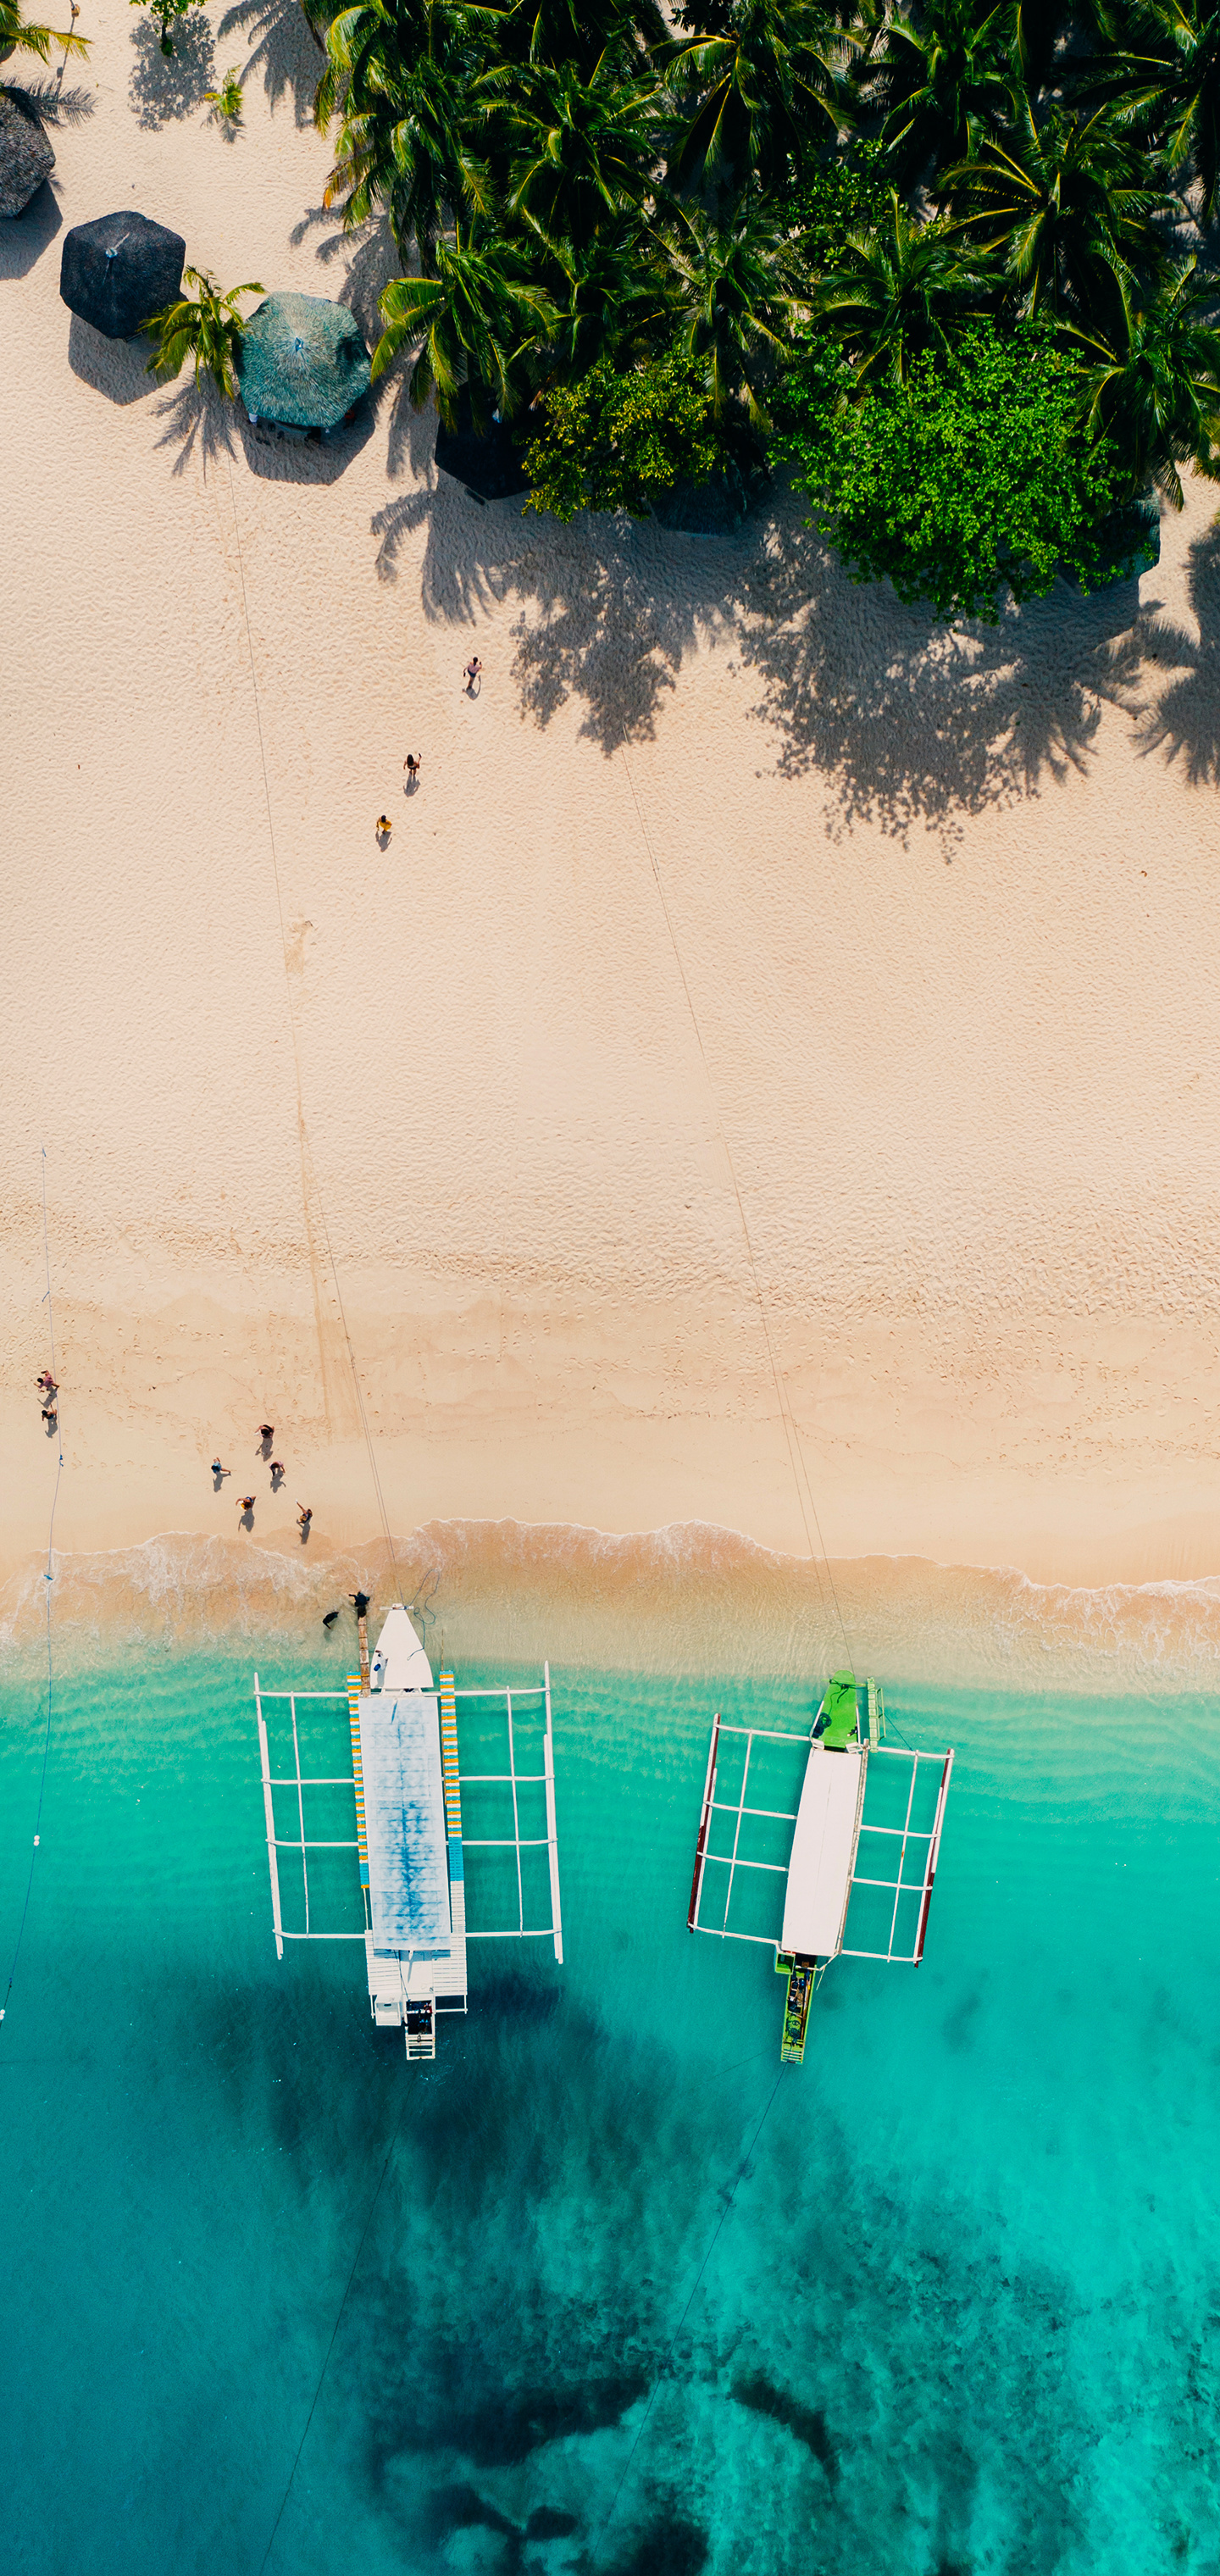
[129,0,191,58]
[779,322,1127,621]
[789,141,894,280]
[522,354,722,522]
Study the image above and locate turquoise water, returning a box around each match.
[1,1651,1217,2576]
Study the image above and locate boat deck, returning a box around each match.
[355,1668,469,2035]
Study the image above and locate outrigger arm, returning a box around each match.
[686,1674,954,2062]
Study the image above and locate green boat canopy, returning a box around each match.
[237,291,371,433]
[820,1670,858,1750]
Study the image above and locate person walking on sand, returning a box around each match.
[269,1459,285,1490]
[211,1458,230,1482]
[463,655,483,693]
[258,1424,274,1450]
[37,1371,58,1398]
[403,754,420,788]
[376,813,393,841]
[238,1494,256,1516]
[297,1505,313,1535]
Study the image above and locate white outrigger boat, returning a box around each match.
[687,1671,952,2062]
[254,1605,563,2062]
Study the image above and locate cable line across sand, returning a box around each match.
[618,749,851,1664]
[1,1149,64,2039]
[225,454,408,1613]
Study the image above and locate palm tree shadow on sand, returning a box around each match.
[153,374,238,476]
[152,368,375,483]
[731,492,1156,843]
[1131,519,1220,784]
[218,0,324,125]
[376,463,1162,794]
[374,464,748,756]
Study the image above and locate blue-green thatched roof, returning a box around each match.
[237,292,371,431]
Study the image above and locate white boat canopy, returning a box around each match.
[779,1743,868,1960]
[360,1684,451,1951]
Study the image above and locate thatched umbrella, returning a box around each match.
[0,94,54,219]
[435,392,530,502]
[60,209,186,340]
[236,291,371,435]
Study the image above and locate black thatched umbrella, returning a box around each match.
[435,392,530,503]
[0,94,54,219]
[236,291,371,435]
[60,209,185,340]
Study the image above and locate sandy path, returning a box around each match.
[4,1,1220,1602]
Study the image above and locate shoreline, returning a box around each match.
[4,1515,1220,1696]
[7,1255,1220,1596]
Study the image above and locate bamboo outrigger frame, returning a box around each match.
[254,1625,563,2061]
[687,1678,954,2062]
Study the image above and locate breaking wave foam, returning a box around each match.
[3,1518,1219,1694]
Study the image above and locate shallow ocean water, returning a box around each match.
[0,1644,1217,2576]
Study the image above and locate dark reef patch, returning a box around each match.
[609,2513,710,2576]
[730,2373,839,2479]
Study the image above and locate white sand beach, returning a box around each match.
[5,2,1220,1647]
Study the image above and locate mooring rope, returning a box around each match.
[225,454,408,1612]
[618,750,851,1665]
[258,2089,411,2573]
[1,1149,64,2036]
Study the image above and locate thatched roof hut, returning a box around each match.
[236,292,371,436]
[0,94,54,219]
[60,209,186,340]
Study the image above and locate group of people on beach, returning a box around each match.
[211,1424,312,1538]
[212,1438,370,1633]
[375,655,482,841]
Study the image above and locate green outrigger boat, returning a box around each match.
[687,1670,953,2063]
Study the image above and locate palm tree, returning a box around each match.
[0,0,87,62]
[370,216,555,419]
[506,45,657,247]
[1008,0,1079,96]
[499,0,666,79]
[860,0,1012,184]
[663,0,852,198]
[665,193,792,419]
[946,94,1170,325]
[812,187,995,383]
[1083,0,1220,222]
[141,268,266,397]
[540,212,674,380]
[317,0,493,268]
[1074,254,1220,502]
[0,0,89,119]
